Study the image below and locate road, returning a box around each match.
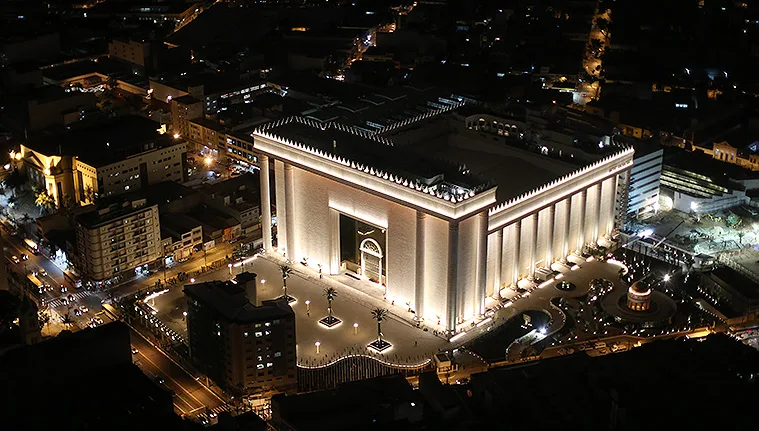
[129,328,227,416]
[1,230,105,330]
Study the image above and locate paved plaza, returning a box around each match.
[148,248,635,367]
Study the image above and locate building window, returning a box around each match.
[256,364,264,370]
[255,332,262,337]
[275,352,282,357]
[266,362,273,368]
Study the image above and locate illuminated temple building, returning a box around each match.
[251,111,634,333]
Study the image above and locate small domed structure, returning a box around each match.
[626,281,652,311]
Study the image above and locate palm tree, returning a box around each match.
[323,287,337,319]
[279,264,293,301]
[371,308,388,343]
[35,191,56,215]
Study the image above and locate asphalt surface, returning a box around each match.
[1,230,104,329]
[130,328,226,416]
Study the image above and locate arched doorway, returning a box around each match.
[359,238,383,285]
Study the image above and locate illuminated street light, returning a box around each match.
[228,263,233,275]
[314,341,321,354]
[204,156,213,166]
[353,322,359,334]
[663,274,671,282]
[173,133,180,139]
[305,300,310,313]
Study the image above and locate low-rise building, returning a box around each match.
[160,214,203,262]
[201,174,261,236]
[73,198,161,284]
[185,272,296,395]
[626,141,663,223]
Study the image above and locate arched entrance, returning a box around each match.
[359,238,383,285]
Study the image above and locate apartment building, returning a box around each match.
[170,95,203,139]
[73,198,161,283]
[185,272,297,395]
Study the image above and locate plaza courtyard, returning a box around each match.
[145,249,638,367]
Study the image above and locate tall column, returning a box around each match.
[414,211,426,317]
[608,176,618,235]
[576,189,587,253]
[274,160,288,254]
[329,208,340,275]
[594,183,603,243]
[284,163,296,260]
[493,229,503,300]
[562,198,571,261]
[446,222,459,333]
[259,155,272,251]
[528,213,539,278]
[475,211,488,316]
[511,220,522,287]
[545,204,556,268]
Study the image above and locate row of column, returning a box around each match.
[490,178,618,298]
[260,155,295,257]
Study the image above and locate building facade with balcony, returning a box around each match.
[73,198,161,283]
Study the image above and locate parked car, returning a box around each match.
[10,255,20,264]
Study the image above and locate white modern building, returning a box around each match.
[626,145,663,220]
[252,116,634,333]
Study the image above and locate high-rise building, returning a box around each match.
[184,272,296,395]
[73,198,162,284]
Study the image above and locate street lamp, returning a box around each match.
[228,263,233,275]
[182,311,187,321]
[305,300,310,313]
[314,341,320,354]
[353,322,358,335]
[204,156,213,166]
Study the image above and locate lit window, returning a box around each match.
[266,362,273,368]
[255,332,262,337]
[265,322,271,327]
[256,364,264,370]
[244,332,249,337]
[274,352,282,357]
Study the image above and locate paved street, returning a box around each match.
[1,229,106,330]
[130,328,227,417]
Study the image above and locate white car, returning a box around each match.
[10,255,20,264]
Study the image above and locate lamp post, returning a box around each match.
[353,322,358,335]
[305,300,310,313]
[228,263,233,276]
[314,341,320,354]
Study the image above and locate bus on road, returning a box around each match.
[24,238,40,255]
[27,274,45,293]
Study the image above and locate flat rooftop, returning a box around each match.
[258,117,489,195]
[76,200,154,229]
[407,125,579,203]
[25,116,172,168]
[184,275,294,323]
